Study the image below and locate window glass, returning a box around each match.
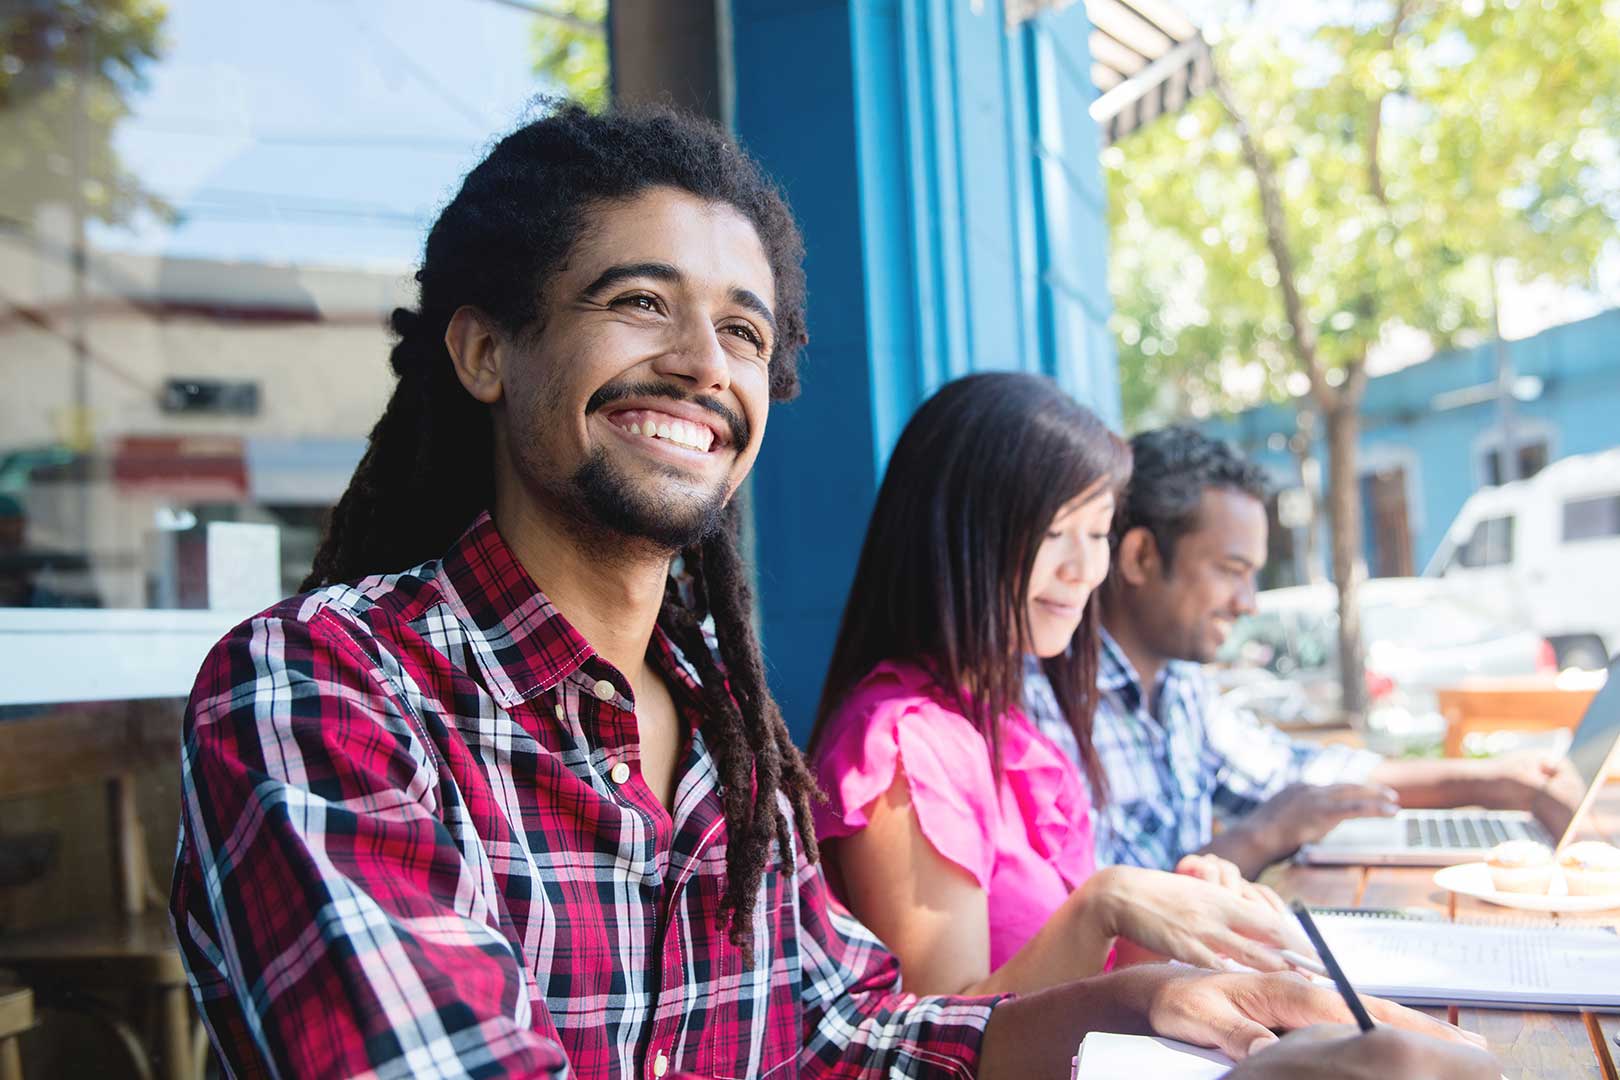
[1361,597,1504,647]
[1287,613,1334,671]
[1562,493,1620,543]
[1453,514,1514,568]
[1480,437,1548,487]
[1517,440,1548,480]
[1219,611,1292,669]
[0,0,607,613]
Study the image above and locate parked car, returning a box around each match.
[1216,577,1556,726]
[1425,447,1620,671]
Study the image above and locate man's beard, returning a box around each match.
[569,447,729,551]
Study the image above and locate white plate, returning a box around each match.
[1433,862,1620,913]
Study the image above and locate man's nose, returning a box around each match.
[1233,575,1258,615]
[652,317,731,394]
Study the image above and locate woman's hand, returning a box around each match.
[1175,853,1284,912]
[1172,854,1336,970]
[1082,864,1308,973]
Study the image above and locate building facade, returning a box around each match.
[730,0,1120,736]
[1203,309,1620,585]
[1,0,1121,731]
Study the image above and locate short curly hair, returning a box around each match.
[1116,426,1270,568]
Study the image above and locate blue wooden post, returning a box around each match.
[730,0,1119,741]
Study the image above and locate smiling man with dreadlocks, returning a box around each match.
[169,104,1485,1080]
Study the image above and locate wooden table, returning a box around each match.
[1267,782,1620,1079]
[0,985,34,1080]
[1436,677,1603,758]
[0,700,196,1080]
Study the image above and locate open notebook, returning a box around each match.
[1313,911,1620,1010]
[1071,1034,1233,1079]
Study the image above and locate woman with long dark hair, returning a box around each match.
[809,372,1309,995]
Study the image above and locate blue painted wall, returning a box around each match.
[730,0,1119,741]
[1203,309,1620,577]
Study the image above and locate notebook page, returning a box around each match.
[1315,915,1620,1007]
[1073,1033,1233,1079]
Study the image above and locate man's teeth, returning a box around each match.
[623,417,714,452]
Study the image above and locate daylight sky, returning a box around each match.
[91,0,557,269]
[92,0,1614,340]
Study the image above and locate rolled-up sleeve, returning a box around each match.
[1202,673,1382,821]
[794,855,1007,1079]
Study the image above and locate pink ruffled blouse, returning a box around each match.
[811,660,1099,971]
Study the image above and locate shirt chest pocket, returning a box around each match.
[689,854,798,1080]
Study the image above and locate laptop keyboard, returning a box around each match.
[1404,814,1531,849]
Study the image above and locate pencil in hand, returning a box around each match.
[1291,901,1376,1033]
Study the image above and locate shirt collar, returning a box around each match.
[1097,627,1137,695]
[430,511,595,708]
[1098,626,1204,725]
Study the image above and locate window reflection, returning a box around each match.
[0,0,607,612]
[5,8,619,1069]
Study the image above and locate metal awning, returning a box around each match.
[1084,0,1211,145]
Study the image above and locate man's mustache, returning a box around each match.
[585,380,750,450]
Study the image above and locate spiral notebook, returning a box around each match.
[1311,910,1620,1011]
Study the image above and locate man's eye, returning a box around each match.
[615,294,661,313]
[724,323,764,348]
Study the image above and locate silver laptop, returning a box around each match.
[1299,658,1620,866]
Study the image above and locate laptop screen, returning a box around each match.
[1534,658,1620,844]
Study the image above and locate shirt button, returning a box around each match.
[553,704,564,720]
[592,678,616,701]
[652,1050,669,1077]
[609,761,631,785]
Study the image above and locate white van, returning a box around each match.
[1426,448,1620,670]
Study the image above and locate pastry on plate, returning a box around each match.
[1485,839,1555,894]
[1557,841,1620,897]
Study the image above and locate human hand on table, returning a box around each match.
[1174,853,1293,920]
[1475,751,1568,811]
[1141,969,1489,1063]
[1172,853,1319,966]
[974,964,1486,1079]
[1218,783,1401,872]
[1083,864,1310,974]
[1224,1023,1499,1079]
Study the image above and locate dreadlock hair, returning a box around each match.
[302,102,817,950]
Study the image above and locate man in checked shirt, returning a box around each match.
[170,104,1492,1079]
[1025,427,1561,879]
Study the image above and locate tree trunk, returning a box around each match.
[1323,399,1369,721]
[1290,409,1327,585]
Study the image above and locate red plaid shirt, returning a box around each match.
[172,511,1000,1079]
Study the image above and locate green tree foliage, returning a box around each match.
[0,0,169,229]
[531,0,607,112]
[1106,0,1620,715]
[1111,0,1620,427]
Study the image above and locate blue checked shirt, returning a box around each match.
[1024,632,1381,870]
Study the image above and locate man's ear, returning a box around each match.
[1115,525,1162,588]
[445,306,504,405]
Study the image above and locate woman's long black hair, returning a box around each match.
[302,103,816,949]
[809,372,1130,798]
